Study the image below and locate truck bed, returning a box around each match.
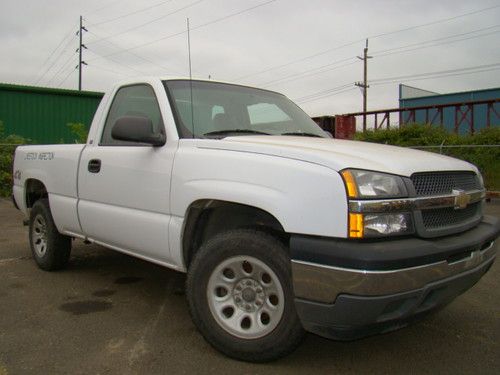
[13,144,86,235]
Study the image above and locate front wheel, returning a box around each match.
[187,229,305,362]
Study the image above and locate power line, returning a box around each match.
[86,48,151,76]
[295,88,357,104]
[90,0,175,26]
[86,0,277,63]
[86,0,207,46]
[86,29,183,74]
[86,63,133,78]
[258,57,357,87]
[57,66,78,88]
[369,3,500,40]
[372,24,500,56]
[372,66,500,87]
[370,62,500,84]
[294,83,353,102]
[45,52,78,85]
[84,0,124,17]
[260,23,500,90]
[235,40,361,81]
[35,24,76,82]
[35,27,77,85]
[294,62,500,105]
[235,3,500,81]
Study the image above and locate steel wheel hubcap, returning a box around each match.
[32,214,48,257]
[207,255,285,339]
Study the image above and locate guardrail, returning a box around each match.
[342,98,500,133]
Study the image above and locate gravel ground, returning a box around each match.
[0,198,498,374]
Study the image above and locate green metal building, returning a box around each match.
[0,83,103,144]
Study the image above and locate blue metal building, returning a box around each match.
[398,84,500,134]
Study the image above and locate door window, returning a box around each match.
[101,84,165,145]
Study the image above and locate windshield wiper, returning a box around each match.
[280,132,323,138]
[203,129,271,137]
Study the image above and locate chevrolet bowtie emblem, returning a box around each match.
[452,189,470,210]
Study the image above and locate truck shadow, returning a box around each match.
[62,239,497,373]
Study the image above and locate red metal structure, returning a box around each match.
[342,98,500,134]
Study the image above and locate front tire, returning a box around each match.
[187,229,305,362]
[29,198,71,271]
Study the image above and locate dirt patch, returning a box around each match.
[114,276,143,284]
[59,300,113,315]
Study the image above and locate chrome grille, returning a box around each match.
[411,171,483,236]
[411,172,480,196]
[421,202,481,230]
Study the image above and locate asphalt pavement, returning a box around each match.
[0,198,499,374]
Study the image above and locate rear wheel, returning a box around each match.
[29,198,71,271]
[187,229,305,362]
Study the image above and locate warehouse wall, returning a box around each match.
[0,83,103,144]
[399,86,500,134]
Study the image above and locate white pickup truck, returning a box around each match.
[12,78,499,362]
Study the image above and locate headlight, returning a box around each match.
[342,169,413,238]
[341,169,408,198]
[349,213,413,238]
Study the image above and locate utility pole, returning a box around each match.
[355,39,372,131]
[77,16,88,91]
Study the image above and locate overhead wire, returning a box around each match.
[84,0,124,17]
[86,63,133,78]
[370,62,500,84]
[85,0,277,63]
[294,83,353,101]
[295,88,358,104]
[372,67,500,87]
[85,0,207,46]
[89,0,175,26]
[86,29,183,74]
[259,58,358,87]
[373,26,500,58]
[294,62,500,105]
[45,51,78,85]
[35,24,76,81]
[36,26,78,85]
[56,66,78,88]
[260,23,500,89]
[86,48,151,76]
[234,3,500,81]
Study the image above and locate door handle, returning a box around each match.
[88,159,101,173]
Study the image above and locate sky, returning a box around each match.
[1,0,500,117]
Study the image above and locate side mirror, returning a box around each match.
[111,116,165,146]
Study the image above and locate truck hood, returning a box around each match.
[196,136,477,177]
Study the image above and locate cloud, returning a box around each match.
[1,0,499,116]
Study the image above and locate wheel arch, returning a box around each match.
[182,199,287,268]
[24,178,48,208]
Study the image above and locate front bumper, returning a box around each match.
[290,215,499,340]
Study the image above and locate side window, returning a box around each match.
[101,84,165,145]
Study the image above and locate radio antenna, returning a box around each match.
[187,18,195,138]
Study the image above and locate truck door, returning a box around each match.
[77,84,175,264]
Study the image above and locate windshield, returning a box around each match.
[163,80,326,139]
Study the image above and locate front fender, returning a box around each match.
[171,143,348,238]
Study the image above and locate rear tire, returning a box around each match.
[29,198,71,271]
[187,229,305,362]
